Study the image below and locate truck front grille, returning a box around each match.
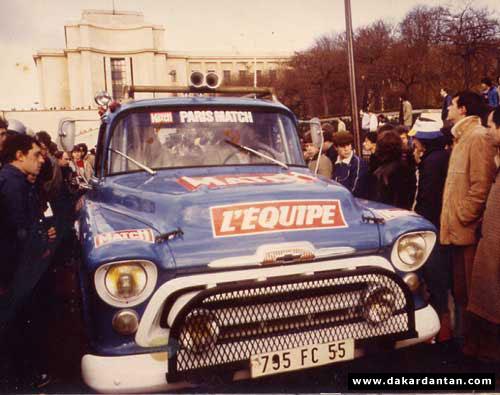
[166,266,415,381]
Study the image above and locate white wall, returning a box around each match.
[1,109,101,149]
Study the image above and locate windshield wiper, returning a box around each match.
[224,139,288,170]
[108,148,157,175]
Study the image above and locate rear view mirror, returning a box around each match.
[309,117,324,149]
[58,118,76,152]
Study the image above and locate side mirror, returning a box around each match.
[58,118,76,152]
[309,117,324,149]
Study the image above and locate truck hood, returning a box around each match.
[90,167,381,268]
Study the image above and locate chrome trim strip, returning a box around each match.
[209,241,355,269]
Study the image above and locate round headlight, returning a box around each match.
[105,263,147,300]
[397,234,426,267]
[179,310,219,353]
[391,231,436,273]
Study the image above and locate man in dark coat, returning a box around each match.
[332,132,367,197]
[410,118,451,340]
[0,135,48,291]
[440,88,453,123]
[0,134,56,389]
[321,123,337,165]
[411,121,450,228]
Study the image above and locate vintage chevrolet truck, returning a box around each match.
[60,76,440,393]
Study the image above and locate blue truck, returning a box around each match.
[59,75,440,393]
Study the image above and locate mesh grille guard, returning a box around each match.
[167,266,416,382]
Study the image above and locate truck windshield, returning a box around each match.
[107,108,305,174]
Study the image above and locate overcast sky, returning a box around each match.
[1,0,499,109]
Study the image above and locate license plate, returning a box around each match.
[250,339,354,378]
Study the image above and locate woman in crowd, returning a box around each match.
[368,129,414,209]
[71,144,93,184]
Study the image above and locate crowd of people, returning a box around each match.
[303,89,500,367]
[0,118,94,390]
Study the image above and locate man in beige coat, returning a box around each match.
[440,91,496,353]
[466,107,500,362]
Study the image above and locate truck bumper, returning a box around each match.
[82,305,439,393]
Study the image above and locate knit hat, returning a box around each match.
[408,117,443,139]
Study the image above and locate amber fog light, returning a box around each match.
[179,310,219,353]
[403,273,420,292]
[363,287,397,324]
[112,309,139,335]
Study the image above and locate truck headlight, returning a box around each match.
[105,264,147,299]
[398,234,426,266]
[95,260,158,307]
[391,231,436,272]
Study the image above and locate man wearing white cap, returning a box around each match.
[409,117,452,341]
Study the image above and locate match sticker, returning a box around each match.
[150,112,173,124]
[94,228,155,248]
[210,200,348,238]
[178,171,317,191]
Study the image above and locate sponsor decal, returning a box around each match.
[373,208,419,221]
[179,110,253,123]
[210,200,347,238]
[94,228,155,248]
[178,171,317,191]
[150,112,173,124]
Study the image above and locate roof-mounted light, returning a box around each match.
[94,91,112,107]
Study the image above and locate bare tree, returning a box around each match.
[441,4,500,88]
[273,3,500,117]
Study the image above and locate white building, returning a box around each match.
[33,9,290,110]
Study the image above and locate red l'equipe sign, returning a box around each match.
[210,200,347,238]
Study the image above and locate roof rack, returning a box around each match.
[123,85,278,102]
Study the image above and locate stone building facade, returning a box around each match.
[33,10,290,110]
